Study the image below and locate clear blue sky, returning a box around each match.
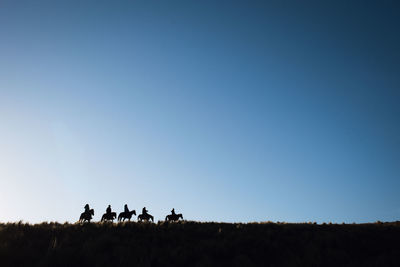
[0,1,399,223]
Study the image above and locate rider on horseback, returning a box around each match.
[124,204,129,213]
[165,208,182,222]
[142,207,148,215]
[106,205,112,215]
[84,204,90,215]
[79,204,93,223]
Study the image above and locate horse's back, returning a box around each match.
[139,213,152,221]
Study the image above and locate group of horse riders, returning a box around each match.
[79,204,183,223]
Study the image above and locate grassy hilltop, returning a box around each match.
[0,221,399,267]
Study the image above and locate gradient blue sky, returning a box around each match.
[1,1,399,223]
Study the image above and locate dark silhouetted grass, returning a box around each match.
[0,221,399,266]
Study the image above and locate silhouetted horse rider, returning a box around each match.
[118,205,136,222]
[101,205,116,222]
[79,204,94,223]
[84,204,90,215]
[142,207,148,216]
[138,207,153,222]
[165,208,183,222]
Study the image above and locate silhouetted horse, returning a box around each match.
[101,212,117,222]
[118,210,136,222]
[165,213,183,222]
[79,209,94,223]
[138,213,154,222]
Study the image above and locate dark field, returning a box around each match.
[0,221,399,267]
